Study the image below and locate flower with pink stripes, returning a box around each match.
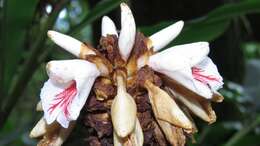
[148,42,223,100]
[40,60,100,128]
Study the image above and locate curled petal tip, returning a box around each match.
[47,30,82,57]
[118,2,136,61]
[149,20,184,52]
[47,30,54,38]
[36,101,43,111]
[102,16,118,37]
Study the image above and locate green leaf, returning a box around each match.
[2,0,38,92]
[205,0,260,23]
[140,0,260,48]
[69,0,127,35]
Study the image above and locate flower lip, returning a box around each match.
[41,59,100,128]
[47,80,77,119]
[148,42,222,99]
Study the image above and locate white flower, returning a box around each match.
[101,3,136,61]
[40,59,100,128]
[148,42,223,99]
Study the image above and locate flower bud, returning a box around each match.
[111,71,137,137]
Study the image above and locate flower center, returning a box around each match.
[192,67,220,85]
[48,81,77,118]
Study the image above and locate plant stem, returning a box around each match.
[0,0,8,105]
[224,116,260,146]
[0,0,69,129]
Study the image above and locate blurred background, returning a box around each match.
[0,0,260,145]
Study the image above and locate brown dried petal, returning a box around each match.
[99,35,125,67]
[93,77,116,101]
[127,32,150,76]
[145,81,193,130]
[157,120,186,146]
[153,122,168,146]
[84,113,113,138]
[85,94,112,112]
[37,122,75,146]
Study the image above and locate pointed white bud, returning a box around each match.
[118,3,136,61]
[36,101,43,111]
[30,117,48,138]
[102,16,118,37]
[47,30,95,57]
[149,21,184,52]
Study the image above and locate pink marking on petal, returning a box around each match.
[192,67,220,85]
[48,81,77,118]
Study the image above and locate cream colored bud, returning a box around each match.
[30,117,47,138]
[111,73,137,137]
[113,119,143,146]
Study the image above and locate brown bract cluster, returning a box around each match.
[79,33,210,146]
[30,3,224,144]
[30,29,223,146]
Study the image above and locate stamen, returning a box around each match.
[48,81,77,118]
[192,67,220,85]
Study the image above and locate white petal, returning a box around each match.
[193,57,223,91]
[48,31,83,57]
[149,53,213,99]
[102,16,118,37]
[148,47,190,72]
[193,79,213,99]
[118,3,136,61]
[47,31,95,57]
[57,112,70,128]
[41,60,100,128]
[41,80,67,125]
[69,74,98,120]
[148,42,209,71]
[46,61,74,84]
[149,21,184,52]
[168,42,210,66]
